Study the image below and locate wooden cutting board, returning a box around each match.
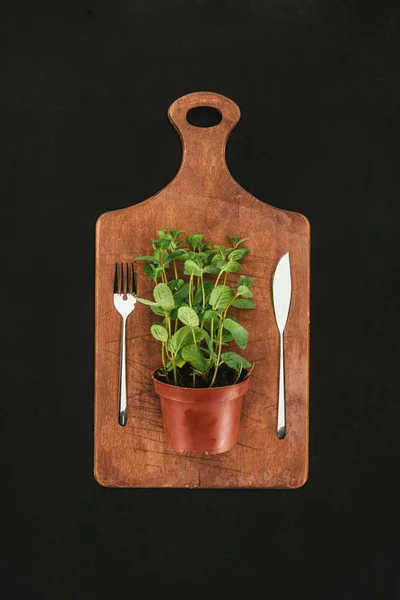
[94,91,310,488]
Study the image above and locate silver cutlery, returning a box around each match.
[114,263,137,426]
[272,252,292,439]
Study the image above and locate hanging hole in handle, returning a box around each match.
[186,106,222,128]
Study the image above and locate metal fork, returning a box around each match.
[113,263,137,426]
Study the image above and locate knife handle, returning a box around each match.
[277,332,286,439]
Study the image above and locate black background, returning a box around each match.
[1,0,399,597]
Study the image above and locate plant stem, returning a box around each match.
[161,343,169,382]
[201,273,205,307]
[173,259,178,280]
[189,274,193,308]
[172,360,177,385]
[234,364,242,384]
[243,363,255,380]
[209,314,224,387]
[224,292,240,315]
[158,250,166,283]
[223,272,228,285]
[166,313,172,338]
[164,341,173,361]
[209,292,240,387]
[214,270,224,287]
[161,342,166,370]
[191,327,198,386]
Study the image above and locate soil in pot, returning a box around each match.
[153,362,249,388]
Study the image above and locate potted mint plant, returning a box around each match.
[133,228,255,454]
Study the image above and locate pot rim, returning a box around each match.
[151,370,250,392]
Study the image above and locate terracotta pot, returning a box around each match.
[152,373,249,454]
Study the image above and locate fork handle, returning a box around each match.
[118,316,128,426]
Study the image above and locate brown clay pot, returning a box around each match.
[152,373,249,454]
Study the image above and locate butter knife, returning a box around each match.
[272,252,292,439]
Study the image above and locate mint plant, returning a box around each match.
[133,229,256,387]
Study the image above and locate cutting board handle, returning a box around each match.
[168,91,241,135]
[168,92,241,188]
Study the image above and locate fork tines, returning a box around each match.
[114,262,136,295]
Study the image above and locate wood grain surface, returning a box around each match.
[94,91,310,488]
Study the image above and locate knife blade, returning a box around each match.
[272,252,292,439]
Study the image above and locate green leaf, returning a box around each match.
[223,318,248,349]
[203,248,218,263]
[153,283,175,311]
[202,309,219,323]
[220,352,251,370]
[167,326,193,354]
[169,307,179,320]
[183,260,202,277]
[134,295,159,307]
[231,298,256,309]
[169,228,185,240]
[134,255,157,262]
[194,252,207,265]
[214,244,230,258]
[211,253,223,264]
[193,286,202,304]
[150,323,168,343]
[237,275,255,289]
[210,285,235,310]
[181,344,210,371]
[191,326,212,350]
[237,285,253,299]
[143,263,156,280]
[163,249,186,267]
[202,346,218,364]
[189,327,214,359]
[144,264,164,281]
[221,332,234,343]
[202,280,214,298]
[179,250,197,262]
[222,260,243,273]
[187,233,203,250]
[173,282,190,303]
[178,306,199,327]
[154,268,165,281]
[228,235,248,248]
[194,280,213,303]
[159,236,173,250]
[228,248,250,261]
[203,264,220,274]
[150,304,166,316]
[224,314,238,322]
[166,353,186,370]
[202,241,212,250]
[228,235,239,246]
[167,278,184,292]
[175,349,186,368]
